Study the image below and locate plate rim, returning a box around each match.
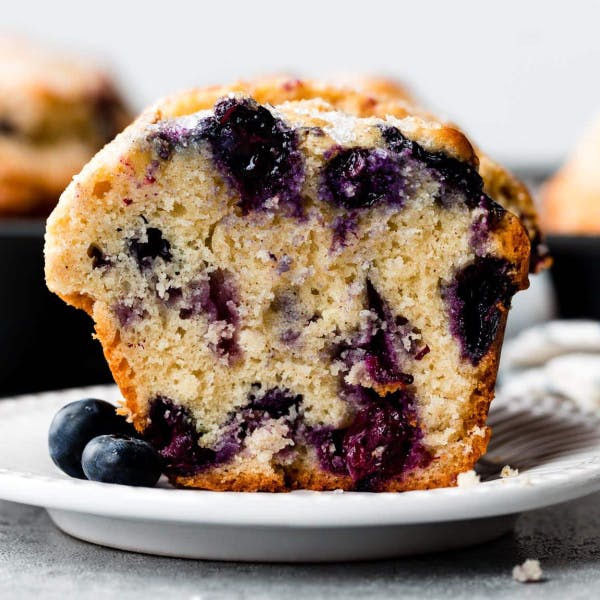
[1,384,600,528]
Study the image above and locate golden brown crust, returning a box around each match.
[478,155,551,271]
[154,76,477,165]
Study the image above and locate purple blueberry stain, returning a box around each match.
[214,387,301,463]
[174,269,240,360]
[247,386,301,419]
[335,279,427,390]
[308,388,431,490]
[276,255,293,274]
[442,256,517,365]
[331,213,359,250]
[470,196,506,253]
[113,300,147,328]
[321,146,405,210]
[269,289,315,344]
[145,389,301,477]
[145,160,160,184]
[148,121,197,160]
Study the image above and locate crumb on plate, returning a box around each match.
[457,469,481,488]
[512,559,543,583]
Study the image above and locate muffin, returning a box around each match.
[542,115,600,233]
[0,38,131,216]
[45,78,533,491]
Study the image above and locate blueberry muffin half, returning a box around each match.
[0,38,130,216]
[45,78,533,491]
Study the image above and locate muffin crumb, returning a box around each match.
[512,559,543,583]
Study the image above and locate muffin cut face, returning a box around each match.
[45,85,530,491]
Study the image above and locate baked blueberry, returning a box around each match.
[201,97,304,213]
[81,434,162,486]
[321,147,405,209]
[48,399,135,478]
[145,397,206,475]
[444,256,516,364]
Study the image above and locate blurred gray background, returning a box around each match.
[4,0,599,167]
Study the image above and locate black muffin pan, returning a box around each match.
[546,234,600,321]
[0,219,112,397]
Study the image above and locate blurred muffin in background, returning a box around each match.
[328,74,414,102]
[0,38,131,216]
[542,115,600,233]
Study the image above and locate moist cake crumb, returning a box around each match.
[501,465,519,478]
[456,469,481,488]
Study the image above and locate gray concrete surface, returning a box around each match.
[1,493,599,599]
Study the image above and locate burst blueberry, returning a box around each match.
[145,397,212,475]
[443,256,516,364]
[381,125,485,207]
[321,147,405,209]
[309,389,430,490]
[342,398,412,488]
[201,97,304,213]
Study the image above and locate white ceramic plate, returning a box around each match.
[1,385,600,562]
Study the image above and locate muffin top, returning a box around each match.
[148,76,547,272]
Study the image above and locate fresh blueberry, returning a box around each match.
[81,434,162,487]
[48,399,136,479]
